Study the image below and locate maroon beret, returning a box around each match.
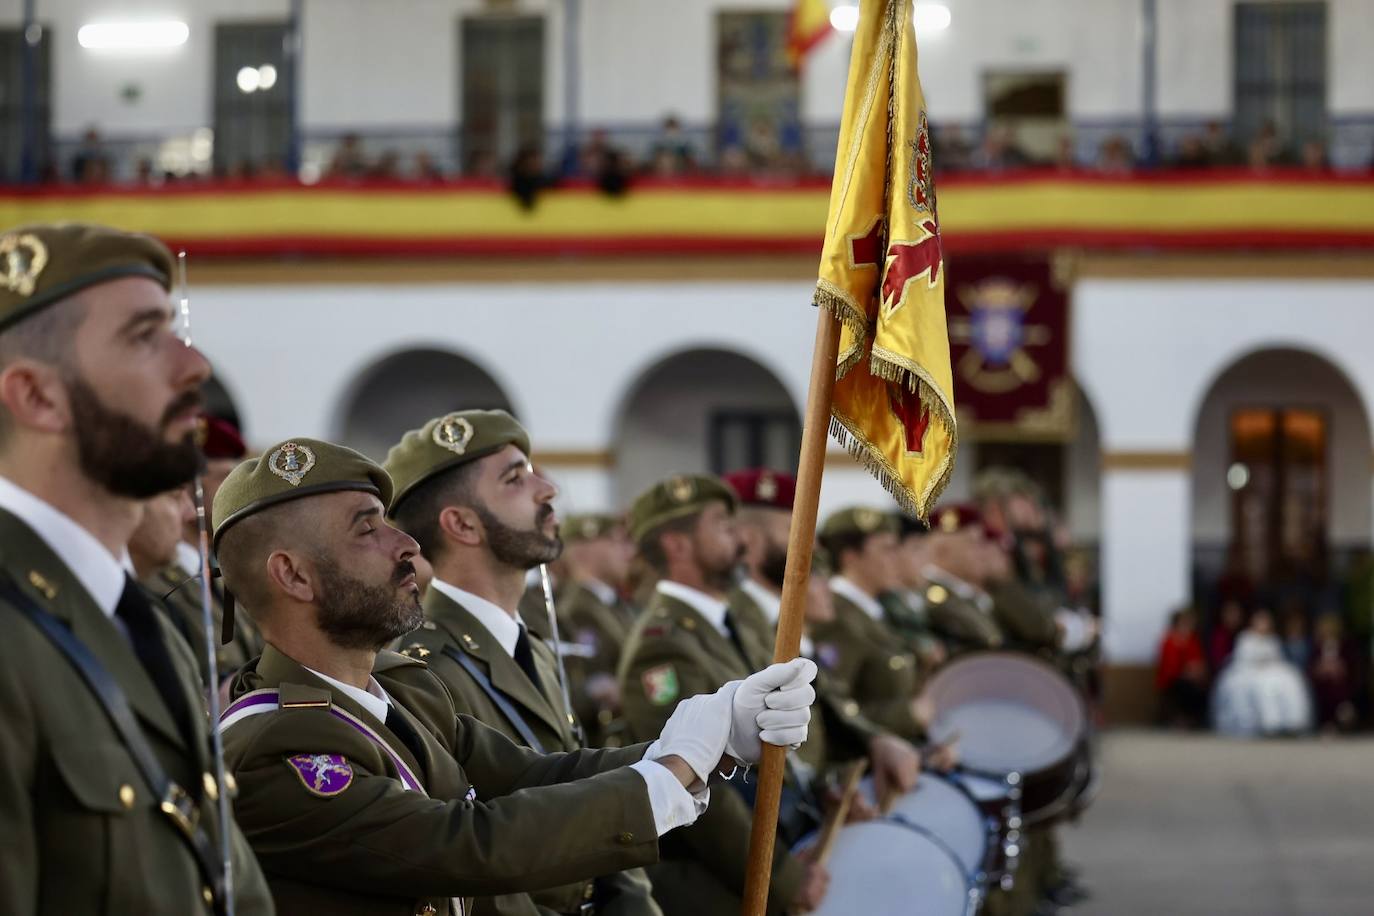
[197,415,246,460]
[930,503,984,535]
[722,468,796,511]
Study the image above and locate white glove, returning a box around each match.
[645,680,740,786]
[725,658,817,764]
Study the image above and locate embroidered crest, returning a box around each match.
[285,753,354,797]
[641,664,680,706]
[854,508,883,532]
[432,413,476,455]
[268,441,316,486]
[667,476,696,504]
[755,473,778,502]
[0,232,48,298]
[464,784,477,802]
[816,643,841,670]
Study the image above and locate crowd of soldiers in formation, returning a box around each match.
[2,222,1100,916]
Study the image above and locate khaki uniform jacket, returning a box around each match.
[0,508,273,916]
[924,573,1005,656]
[617,589,805,916]
[809,591,926,743]
[400,585,661,916]
[726,585,879,770]
[143,562,263,684]
[988,580,1061,654]
[557,581,637,746]
[222,644,659,916]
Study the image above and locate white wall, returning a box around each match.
[7,0,1370,138]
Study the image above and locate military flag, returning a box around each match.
[814,0,956,518]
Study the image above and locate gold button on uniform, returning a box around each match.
[888,655,908,670]
[224,772,238,795]
[842,701,860,717]
[202,886,214,906]
[616,831,635,845]
[118,784,136,809]
[203,772,219,801]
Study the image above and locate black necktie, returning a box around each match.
[383,704,427,768]
[513,626,546,694]
[723,610,755,668]
[115,576,194,750]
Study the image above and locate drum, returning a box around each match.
[921,652,1087,826]
[949,771,1022,889]
[809,820,975,916]
[861,773,990,885]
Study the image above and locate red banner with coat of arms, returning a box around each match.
[945,254,1074,440]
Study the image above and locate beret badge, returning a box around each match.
[432,413,476,455]
[268,441,317,487]
[0,233,48,298]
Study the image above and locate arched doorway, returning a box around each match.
[1190,347,1372,619]
[335,348,515,461]
[613,348,800,506]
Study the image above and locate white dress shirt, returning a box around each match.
[175,540,202,576]
[830,575,885,623]
[432,576,705,835]
[580,577,618,608]
[307,666,393,723]
[0,474,131,618]
[739,577,814,658]
[655,579,731,637]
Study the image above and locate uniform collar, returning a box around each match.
[430,577,523,658]
[924,564,993,612]
[0,474,131,618]
[174,540,201,576]
[304,665,393,722]
[830,575,884,622]
[580,577,618,608]
[740,577,782,625]
[656,579,730,637]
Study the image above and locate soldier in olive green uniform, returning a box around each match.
[555,513,640,746]
[811,508,929,744]
[384,412,660,916]
[0,223,272,915]
[923,504,1006,655]
[213,437,816,916]
[617,474,829,916]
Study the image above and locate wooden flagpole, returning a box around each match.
[740,305,842,916]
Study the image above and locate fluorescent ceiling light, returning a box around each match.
[914,3,952,34]
[829,5,859,33]
[78,20,189,51]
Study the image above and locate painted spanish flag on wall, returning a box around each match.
[815,0,957,519]
[786,0,835,67]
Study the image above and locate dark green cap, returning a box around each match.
[212,437,393,550]
[563,512,623,544]
[819,506,901,543]
[0,223,173,332]
[629,473,737,543]
[384,410,530,516]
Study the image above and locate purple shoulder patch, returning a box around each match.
[816,643,841,670]
[286,753,354,797]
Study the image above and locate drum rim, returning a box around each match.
[869,770,992,878]
[824,819,975,896]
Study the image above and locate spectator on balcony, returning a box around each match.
[969,124,1029,171]
[509,144,551,208]
[370,149,401,180]
[328,132,369,179]
[71,127,111,185]
[648,114,694,175]
[1246,120,1290,171]
[413,151,446,182]
[718,144,750,177]
[466,149,500,180]
[1201,120,1242,166]
[1096,135,1135,175]
[134,157,158,187]
[1171,135,1211,169]
[933,124,972,172]
[1300,140,1330,173]
[1050,135,1081,172]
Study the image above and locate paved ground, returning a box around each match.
[1059,730,1374,916]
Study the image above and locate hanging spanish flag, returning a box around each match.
[815,0,956,519]
[786,0,835,68]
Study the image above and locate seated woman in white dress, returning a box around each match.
[1212,609,1313,737]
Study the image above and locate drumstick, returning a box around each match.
[813,760,869,867]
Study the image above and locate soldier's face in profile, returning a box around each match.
[857,531,902,593]
[64,277,210,497]
[311,492,424,651]
[469,445,562,570]
[690,501,742,591]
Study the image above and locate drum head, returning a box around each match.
[923,652,1085,776]
[951,771,1012,804]
[861,775,987,877]
[813,821,971,916]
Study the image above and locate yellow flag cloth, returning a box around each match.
[786,0,835,67]
[814,0,956,519]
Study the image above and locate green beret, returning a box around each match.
[819,506,901,543]
[384,410,530,516]
[0,223,172,332]
[563,513,625,544]
[629,474,736,544]
[213,437,393,550]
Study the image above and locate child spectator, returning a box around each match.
[1156,608,1209,729]
[1309,613,1359,732]
[1208,599,1246,673]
